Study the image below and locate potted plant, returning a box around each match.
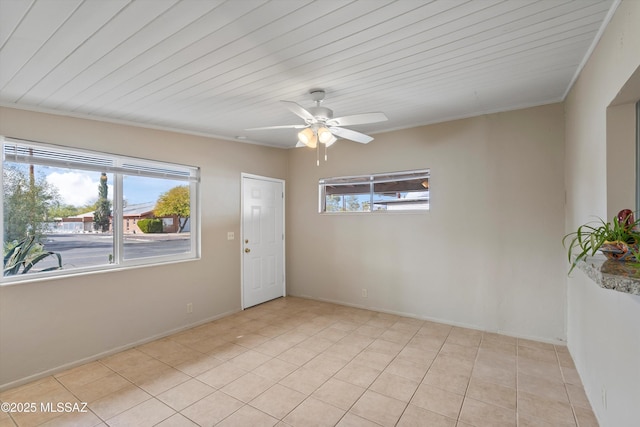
[563,209,640,273]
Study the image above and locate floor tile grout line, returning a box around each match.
[456,332,484,426]
[349,315,460,425]
[171,308,291,426]
[49,363,135,426]
[516,340,582,427]
[216,310,362,426]
[330,319,422,427]
[556,344,581,427]
[284,316,401,426]
[263,314,348,424]
[179,312,366,426]
[392,325,452,427]
[239,312,419,426]
[97,336,237,426]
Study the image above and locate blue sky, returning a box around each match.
[31,165,181,207]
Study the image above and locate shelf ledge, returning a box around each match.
[577,256,640,295]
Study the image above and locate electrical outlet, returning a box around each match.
[227,232,235,240]
[361,289,368,298]
[187,303,193,313]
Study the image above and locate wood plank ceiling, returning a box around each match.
[0,0,617,148]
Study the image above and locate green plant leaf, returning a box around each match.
[562,212,640,275]
[3,235,63,276]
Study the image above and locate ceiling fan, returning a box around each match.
[246,89,387,164]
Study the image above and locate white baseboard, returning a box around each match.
[289,293,566,346]
[0,308,240,392]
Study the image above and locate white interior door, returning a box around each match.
[241,174,285,309]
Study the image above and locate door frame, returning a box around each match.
[240,173,286,309]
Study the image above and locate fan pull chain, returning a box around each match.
[324,144,328,161]
[316,141,320,166]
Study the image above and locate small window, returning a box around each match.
[1,137,200,282]
[319,170,429,213]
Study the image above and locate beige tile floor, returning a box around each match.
[0,297,598,427]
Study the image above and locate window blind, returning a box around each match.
[2,137,199,182]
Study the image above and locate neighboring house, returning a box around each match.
[123,202,187,234]
[375,191,430,211]
[122,202,155,234]
[59,211,100,233]
[59,202,184,234]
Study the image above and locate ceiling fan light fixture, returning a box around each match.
[298,127,317,148]
[317,127,334,144]
[324,134,337,147]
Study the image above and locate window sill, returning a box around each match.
[576,256,640,295]
[0,256,200,287]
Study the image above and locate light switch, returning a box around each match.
[227,232,235,240]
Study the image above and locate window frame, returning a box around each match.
[1,136,200,284]
[319,169,430,214]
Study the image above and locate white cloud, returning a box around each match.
[46,172,113,207]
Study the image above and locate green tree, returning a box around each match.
[48,203,85,219]
[326,195,342,212]
[93,173,111,232]
[345,195,361,211]
[3,165,60,242]
[154,186,190,233]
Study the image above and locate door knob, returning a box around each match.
[245,248,250,253]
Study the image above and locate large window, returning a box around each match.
[1,137,199,282]
[319,169,430,213]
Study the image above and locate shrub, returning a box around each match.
[137,218,163,233]
[4,235,62,276]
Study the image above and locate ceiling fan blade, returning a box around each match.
[295,141,306,148]
[329,126,373,144]
[326,112,387,127]
[245,124,307,131]
[281,100,315,122]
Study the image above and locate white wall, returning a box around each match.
[0,107,288,389]
[606,103,636,219]
[564,0,640,425]
[287,103,567,342]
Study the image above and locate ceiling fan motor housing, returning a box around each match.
[307,106,333,122]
